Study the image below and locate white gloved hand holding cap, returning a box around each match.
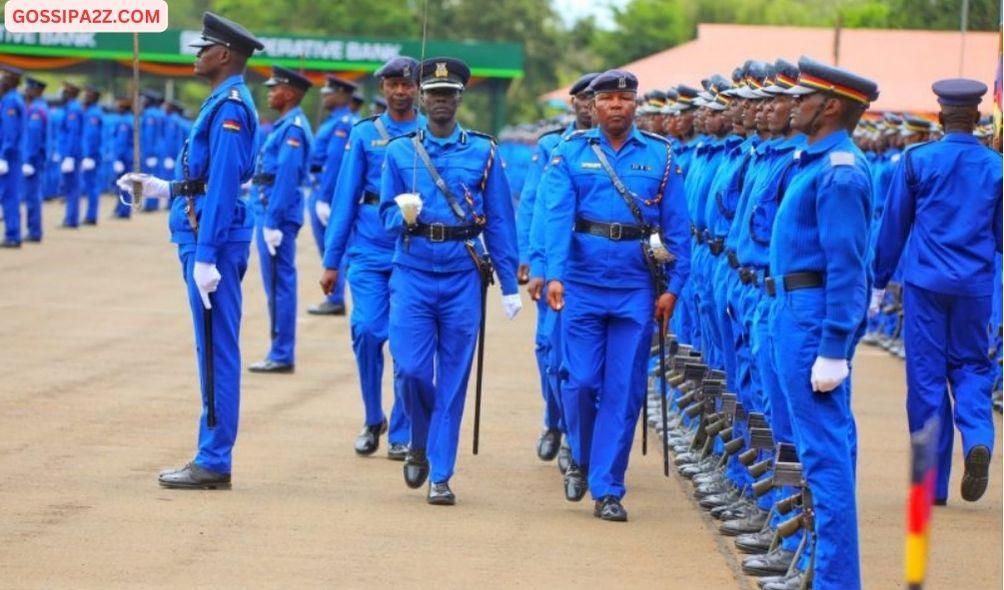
[394,192,423,225]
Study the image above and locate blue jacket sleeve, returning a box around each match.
[195,102,254,264]
[660,167,692,296]
[481,146,519,295]
[817,166,872,358]
[515,144,547,263]
[322,128,366,270]
[527,167,550,279]
[265,125,307,228]
[316,121,351,201]
[379,145,407,236]
[871,157,915,290]
[542,146,575,284]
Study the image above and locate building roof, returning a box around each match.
[544,23,999,113]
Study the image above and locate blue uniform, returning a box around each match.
[141,105,165,210]
[43,104,63,200]
[162,110,186,179]
[768,129,871,590]
[20,97,47,240]
[322,111,424,444]
[311,105,355,307]
[111,112,135,219]
[252,107,313,366]
[872,132,1002,500]
[80,104,103,223]
[58,99,83,226]
[0,87,25,243]
[169,75,258,474]
[380,123,518,484]
[541,126,691,500]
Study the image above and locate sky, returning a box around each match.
[550,0,630,29]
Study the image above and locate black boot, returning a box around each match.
[403,449,430,489]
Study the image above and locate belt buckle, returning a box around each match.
[609,222,624,241]
[429,222,446,243]
[765,277,776,297]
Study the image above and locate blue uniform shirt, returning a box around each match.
[379,123,519,295]
[873,133,1003,296]
[769,130,872,359]
[315,105,355,196]
[82,104,103,160]
[310,109,339,173]
[541,126,691,295]
[736,134,804,268]
[253,106,313,228]
[706,135,760,240]
[322,110,425,271]
[516,124,571,265]
[141,105,165,162]
[21,97,47,166]
[169,75,259,263]
[58,99,83,160]
[1,88,25,161]
[726,136,777,254]
[112,112,133,166]
[687,136,729,230]
[525,125,579,278]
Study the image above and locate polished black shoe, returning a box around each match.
[934,497,948,506]
[961,444,991,502]
[158,461,231,490]
[0,240,21,248]
[354,420,388,455]
[712,499,757,521]
[536,428,562,461]
[757,575,789,590]
[427,481,456,505]
[720,509,769,536]
[83,219,97,226]
[403,449,430,489]
[736,527,774,554]
[248,359,295,373]
[742,547,795,576]
[593,495,628,522]
[387,442,408,461]
[556,439,571,474]
[564,462,588,502]
[307,301,346,316]
[763,571,807,590]
[59,221,78,229]
[694,479,732,498]
[24,236,41,243]
[699,489,740,510]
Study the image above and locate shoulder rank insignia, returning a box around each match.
[228,88,241,101]
[222,119,242,132]
[286,137,301,148]
[829,151,855,166]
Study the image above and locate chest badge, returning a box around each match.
[581,162,601,170]
[630,163,652,171]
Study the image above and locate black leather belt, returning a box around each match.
[727,250,740,269]
[309,164,322,174]
[739,267,757,285]
[409,222,482,242]
[764,271,824,297]
[172,179,206,197]
[360,191,380,206]
[252,173,275,186]
[708,238,725,256]
[693,226,705,244]
[575,219,648,241]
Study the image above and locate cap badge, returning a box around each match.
[402,65,411,77]
[435,62,448,79]
[618,76,626,89]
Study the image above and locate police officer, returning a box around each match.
[319,56,423,458]
[542,70,691,522]
[380,57,520,505]
[140,90,166,211]
[20,77,47,242]
[111,97,135,220]
[118,11,264,489]
[308,74,357,316]
[58,82,84,228]
[80,85,103,225]
[520,72,596,465]
[161,100,186,182]
[871,78,1002,504]
[766,57,877,590]
[247,66,314,373]
[0,66,24,248]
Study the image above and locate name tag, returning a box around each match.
[581,162,601,170]
[630,164,652,171]
[370,139,388,147]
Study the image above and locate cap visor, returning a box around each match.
[264,79,280,87]
[421,81,464,91]
[783,85,816,96]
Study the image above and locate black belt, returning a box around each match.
[409,222,482,242]
[693,226,705,244]
[360,191,380,206]
[764,271,824,297]
[309,164,322,174]
[726,250,740,269]
[738,267,757,285]
[172,179,206,197]
[252,173,275,186]
[708,238,725,256]
[575,219,648,241]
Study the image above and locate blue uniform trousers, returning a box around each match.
[903,283,995,500]
[1,162,23,242]
[347,263,409,445]
[561,280,653,500]
[62,170,82,226]
[711,256,739,390]
[534,297,564,430]
[81,167,100,223]
[389,264,482,483]
[20,167,42,240]
[771,288,860,590]
[254,220,299,365]
[179,241,249,474]
[308,190,346,306]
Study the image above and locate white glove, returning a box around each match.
[164,157,175,170]
[115,172,170,200]
[262,226,283,256]
[113,160,125,174]
[61,157,75,173]
[315,200,331,227]
[393,192,423,225]
[810,356,850,393]
[502,293,523,320]
[0,159,8,176]
[20,163,34,177]
[145,157,158,168]
[51,153,60,163]
[192,262,221,310]
[868,288,885,318]
[81,157,96,171]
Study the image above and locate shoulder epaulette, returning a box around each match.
[469,130,497,144]
[292,115,303,128]
[565,129,589,141]
[353,114,379,127]
[227,88,242,102]
[641,130,672,145]
[537,128,562,141]
[387,130,418,145]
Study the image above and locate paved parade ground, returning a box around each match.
[0,199,1000,589]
